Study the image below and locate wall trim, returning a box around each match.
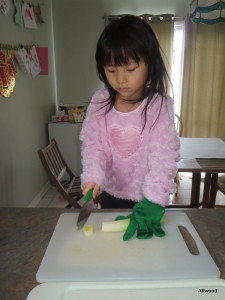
[28,181,51,207]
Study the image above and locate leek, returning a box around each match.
[102,215,167,233]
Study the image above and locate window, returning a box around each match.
[171,21,185,115]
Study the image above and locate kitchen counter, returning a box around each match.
[0,207,225,300]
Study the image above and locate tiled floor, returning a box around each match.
[36,186,85,208]
[36,173,225,208]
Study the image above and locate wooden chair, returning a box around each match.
[167,114,191,207]
[174,114,183,137]
[215,174,225,207]
[174,114,183,195]
[38,139,83,208]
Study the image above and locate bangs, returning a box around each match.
[96,17,146,69]
[102,44,141,66]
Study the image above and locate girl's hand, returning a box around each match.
[82,182,100,199]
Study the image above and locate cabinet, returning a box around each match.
[48,123,83,176]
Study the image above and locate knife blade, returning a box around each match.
[76,189,95,230]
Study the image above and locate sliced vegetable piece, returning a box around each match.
[83,224,93,237]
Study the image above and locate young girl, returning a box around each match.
[80,15,180,241]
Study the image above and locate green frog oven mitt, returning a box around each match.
[116,198,166,241]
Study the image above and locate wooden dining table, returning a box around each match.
[178,138,225,208]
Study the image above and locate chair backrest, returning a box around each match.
[38,139,74,182]
[38,139,82,208]
[217,174,225,195]
[174,114,183,137]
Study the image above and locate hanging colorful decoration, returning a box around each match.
[0,0,46,98]
[13,1,44,27]
[36,47,48,75]
[190,0,225,24]
[22,2,37,29]
[14,45,41,78]
[0,49,17,97]
[0,44,48,98]
[33,4,44,24]
[13,0,23,27]
[28,45,42,77]
[0,0,10,15]
[14,46,31,75]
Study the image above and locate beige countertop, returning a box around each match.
[0,207,224,300]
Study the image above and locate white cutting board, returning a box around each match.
[27,279,225,300]
[36,212,219,282]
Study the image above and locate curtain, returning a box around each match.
[104,14,174,95]
[181,20,225,140]
[142,14,174,83]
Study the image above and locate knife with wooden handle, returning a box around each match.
[76,189,95,230]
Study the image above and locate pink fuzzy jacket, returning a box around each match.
[80,88,180,207]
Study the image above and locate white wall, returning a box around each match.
[0,0,56,206]
[52,0,190,106]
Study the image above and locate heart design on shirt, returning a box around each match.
[110,125,143,157]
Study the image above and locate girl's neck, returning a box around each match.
[114,95,141,113]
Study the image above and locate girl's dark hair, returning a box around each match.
[95,15,171,127]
